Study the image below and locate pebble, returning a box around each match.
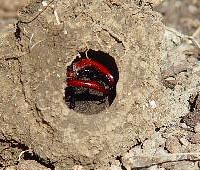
[165,136,182,153]
[149,100,157,109]
[179,137,189,146]
[42,0,48,6]
[73,165,83,170]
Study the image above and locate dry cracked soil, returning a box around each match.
[1,0,200,170]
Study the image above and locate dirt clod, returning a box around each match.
[1,0,200,169]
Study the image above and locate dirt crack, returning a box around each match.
[0,138,55,169]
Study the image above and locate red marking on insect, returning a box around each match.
[73,59,116,86]
[65,56,116,109]
[67,79,109,94]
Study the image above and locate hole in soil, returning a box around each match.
[24,152,55,170]
[188,93,199,112]
[155,127,160,132]
[65,49,119,114]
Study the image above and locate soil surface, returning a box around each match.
[1,0,200,170]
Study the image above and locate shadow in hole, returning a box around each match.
[23,152,55,170]
[65,88,107,104]
[65,49,119,114]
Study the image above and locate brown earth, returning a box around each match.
[1,0,200,170]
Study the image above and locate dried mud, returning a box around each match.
[0,0,200,170]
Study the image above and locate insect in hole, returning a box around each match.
[65,55,116,109]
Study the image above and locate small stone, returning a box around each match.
[149,100,157,109]
[179,122,189,129]
[42,0,48,6]
[165,77,176,81]
[73,165,83,170]
[165,136,181,153]
[179,137,189,146]
[163,76,177,89]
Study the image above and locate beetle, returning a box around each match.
[65,57,116,109]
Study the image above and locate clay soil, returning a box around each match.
[1,0,200,170]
